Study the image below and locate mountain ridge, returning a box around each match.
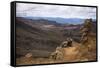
[23,17,86,24]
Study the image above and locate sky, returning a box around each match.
[16,3,96,19]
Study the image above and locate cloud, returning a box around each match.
[16,3,96,19]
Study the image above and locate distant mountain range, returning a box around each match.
[23,17,87,24]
